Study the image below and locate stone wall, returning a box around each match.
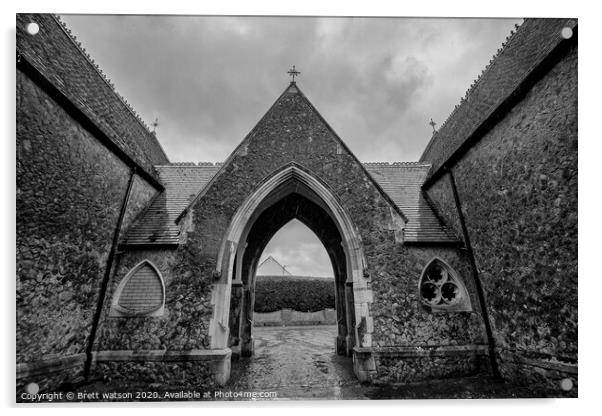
[91,246,226,388]
[372,347,490,384]
[95,247,214,351]
[138,86,486,382]
[368,244,488,381]
[92,360,217,394]
[17,13,169,177]
[253,309,337,326]
[186,88,400,362]
[423,44,577,394]
[419,19,576,175]
[16,70,159,389]
[370,245,485,349]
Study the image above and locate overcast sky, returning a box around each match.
[60,15,520,277]
[259,220,333,278]
[61,15,520,163]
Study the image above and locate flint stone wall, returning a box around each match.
[92,361,216,394]
[96,248,214,351]
[16,70,159,389]
[370,245,486,348]
[424,43,577,394]
[373,350,490,384]
[106,87,488,383]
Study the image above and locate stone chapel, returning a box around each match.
[16,14,578,397]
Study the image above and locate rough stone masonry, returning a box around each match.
[16,14,577,398]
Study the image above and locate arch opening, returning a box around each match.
[258,219,334,278]
[253,220,336,321]
[210,164,371,367]
[229,191,352,357]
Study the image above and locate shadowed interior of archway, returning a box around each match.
[227,179,357,359]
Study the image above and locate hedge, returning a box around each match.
[254,279,336,312]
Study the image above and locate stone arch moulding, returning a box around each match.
[418,257,472,312]
[109,259,166,317]
[209,162,372,350]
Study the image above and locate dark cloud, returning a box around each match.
[61,15,520,162]
[59,15,520,276]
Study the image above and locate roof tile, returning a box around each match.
[364,163,459,243]
[420,18,576,175]
[16,14,169,179]
[121,165,220,245]
[124,162,458,246]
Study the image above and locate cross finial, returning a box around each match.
[287,65,300,82]
[429,118,437,134]
[152,117,159,133]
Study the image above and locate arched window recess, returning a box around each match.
[419,257,472,312]
[110,260,166,317]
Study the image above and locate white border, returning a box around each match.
[5,1,597,414]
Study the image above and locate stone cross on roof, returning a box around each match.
[287,65,300,82]
[429,118,437,134]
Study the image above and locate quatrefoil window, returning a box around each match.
[419,258,471,312]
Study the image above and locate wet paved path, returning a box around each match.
[225,325,546,401]
[227,325,367,399]
[73,325,547,401]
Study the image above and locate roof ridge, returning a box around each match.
[170,82,301,224]
[171,81,406,225]
[155,162,224,167]
[258,255,286,269]
[420,18,575,170]
[52,14,162,143]
[291,84,409,223]
[363,161,431,167]
[431,19,525,139]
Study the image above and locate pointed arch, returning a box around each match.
[418,257,472,312]
[209,162,372,351]
[110,260,166,317]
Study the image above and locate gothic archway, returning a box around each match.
[209,163,371,370]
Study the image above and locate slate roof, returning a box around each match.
[364,163,459,243]
[123,162,458,246]
[420,18,577,177]
[122,164,220,246]
[16,13,169,180]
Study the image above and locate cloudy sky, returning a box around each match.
[259,220,333,277]
[61,15,520,162]
[60,15,520,277]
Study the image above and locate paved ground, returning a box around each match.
[66,325,557,401]
[226,325,555,400]
[227,325,362,399]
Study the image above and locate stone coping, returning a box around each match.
[352,345,577,375]
[17,349,232,379]
[93,348,231,362]
[355,344,489,358]
[499,349,578,375]
[17,353,86,379]
[254,308,337,327]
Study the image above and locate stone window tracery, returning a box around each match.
[110,260,165,317]
[419,258,471,312]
